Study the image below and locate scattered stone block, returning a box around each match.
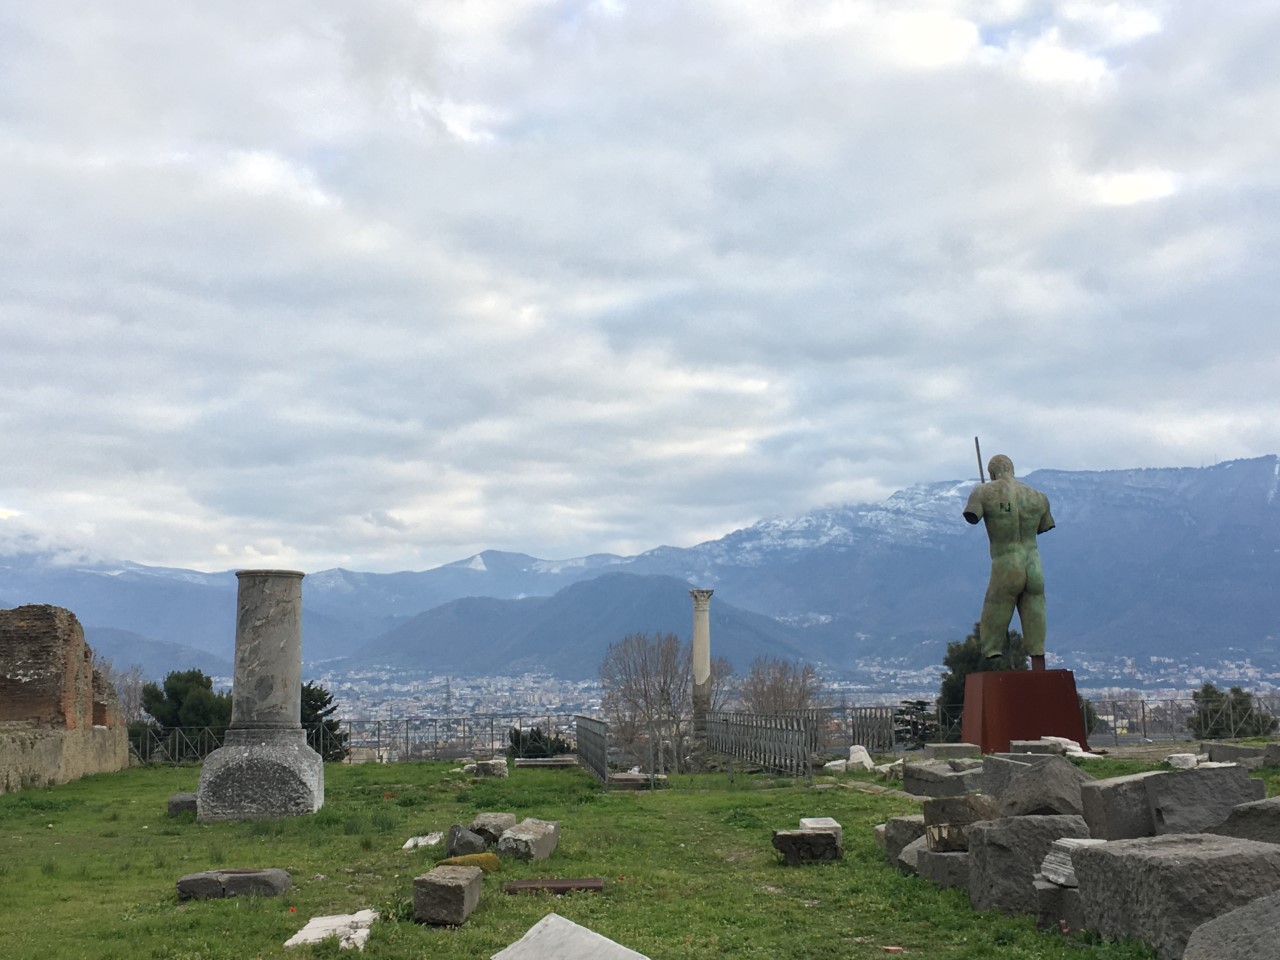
[167,792,198,817]
[1034,878,1082,934]
[1074,834,1280,960]
[1207,795,1280,844]
[1041,736,1083,753]
[470,812,518,845]
[1166,753,1198,770]
[923,794,1000,852]
[1148,765,1266,834]
[948,757,984,771]
[1039,837,1106,887]
[917,849,970,889]
[883,814,926,864]
[492,912,650,960]
[873,823,887,850]
[1205,742,1267,764]
[1183,889,1280,960]
[799,817,842,845]
[1263,743,1280,766]
[413,865,483,926]
[967,815,1090,915]
[175,872,225,901]
[875,759,903,780]
[980,754,1039,802]
[924,742,981,760]
[896,835,928,875]
[1009,739,1066,755]
[438,852,502,872]
[772,828,842,865]
[474,758,509,778]
[823,759,848,773]
[402,832,443,850]
[1080,771,1164,840]
[498,818,560,861]
[1000,755,1094,817]
[284,909,378,951]
[847,745,875,770]
[221,868,293,898]
[903,760,982,798]
[446,824,488,857]
[177,868,292,901]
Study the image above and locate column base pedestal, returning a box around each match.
[197,728,324,822]
[960,669,1088,755]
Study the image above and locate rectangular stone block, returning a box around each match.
[799,817,842,845]
[1080,771,1164,840]
[1009,739,1067,755]
[981,754,1038,801]
[1204,742,1267,764]
[1265,743,1280,766]
[413,865,483,926]
[916,849,970,889]
[1034,879,1082,934]
[497,818,560,861]
[923,794,1000,851]
[923,742,981,760]
[772,828,842,865]
[903,760,982,798]
[968,815,1090,916]
[1074,834,1280,960]
[1208,795,1280,844]
[883,814,925,864]
[1147,765,1266,834]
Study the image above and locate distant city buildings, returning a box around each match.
[301,652,1279,720]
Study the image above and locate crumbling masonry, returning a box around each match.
[0,604,129,793]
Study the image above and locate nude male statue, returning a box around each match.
[963,454,1054,671]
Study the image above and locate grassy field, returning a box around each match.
[0,758,1223,960]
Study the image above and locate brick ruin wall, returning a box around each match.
[0,604,129,793]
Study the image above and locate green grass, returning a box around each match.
[0,761,1191,959]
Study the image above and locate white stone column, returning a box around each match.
[690,588,714,739]
[198,570,323,821]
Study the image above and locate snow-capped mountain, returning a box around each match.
[1,456,1276,676]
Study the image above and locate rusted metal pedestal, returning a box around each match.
[961,669,1088,754]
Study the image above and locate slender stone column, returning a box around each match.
[690,589,714,740]
[197,570,323,821]
[228,570,304,735]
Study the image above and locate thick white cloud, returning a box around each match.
[0,0,1276,572]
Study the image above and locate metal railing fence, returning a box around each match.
[706,711,816,780]
[574,715,609,784]
[128,713,582,765]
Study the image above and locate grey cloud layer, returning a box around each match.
[0,1,1276,571]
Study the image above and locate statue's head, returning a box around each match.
[988,455,1014,480]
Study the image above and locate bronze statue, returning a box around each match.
[963,454,1054,671]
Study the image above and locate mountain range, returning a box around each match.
[1,456,1276,680]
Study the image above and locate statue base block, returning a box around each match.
[961,669,1088,755]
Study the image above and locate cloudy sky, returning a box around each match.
[1,1,1276,573]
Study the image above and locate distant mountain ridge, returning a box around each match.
[0,456,1276,678]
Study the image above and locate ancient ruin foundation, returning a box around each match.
[0,605,128,793]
